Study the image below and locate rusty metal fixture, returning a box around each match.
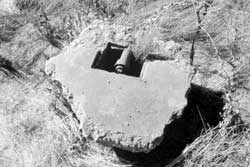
[114,46,132,74]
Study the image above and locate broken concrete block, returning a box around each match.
[47,42,192,153]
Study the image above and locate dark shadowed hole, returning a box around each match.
[91,43,143,77]
[113,84,225,167]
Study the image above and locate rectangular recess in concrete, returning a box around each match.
[91,42,143,77]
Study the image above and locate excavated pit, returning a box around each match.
[113,84,225,167]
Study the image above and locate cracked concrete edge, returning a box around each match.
[83,117,167,153]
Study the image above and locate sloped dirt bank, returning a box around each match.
[113,84,225,167]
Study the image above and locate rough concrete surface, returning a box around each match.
[47,40,190,152]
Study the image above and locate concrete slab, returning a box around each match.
[47,43,190,152]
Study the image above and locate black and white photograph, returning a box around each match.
[0,0,249,166]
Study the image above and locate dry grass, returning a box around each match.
[133,27,161,60]
[0,14,28,43]
[0,77,80,167]
[0,0,138,45]
[179,2,250,166]
[182,122,250,167]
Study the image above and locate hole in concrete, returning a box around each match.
[113,84,225,167]
[91,42,143,77]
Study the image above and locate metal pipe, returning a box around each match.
[114,46,132,74]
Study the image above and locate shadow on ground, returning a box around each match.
[113,84,225,167]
